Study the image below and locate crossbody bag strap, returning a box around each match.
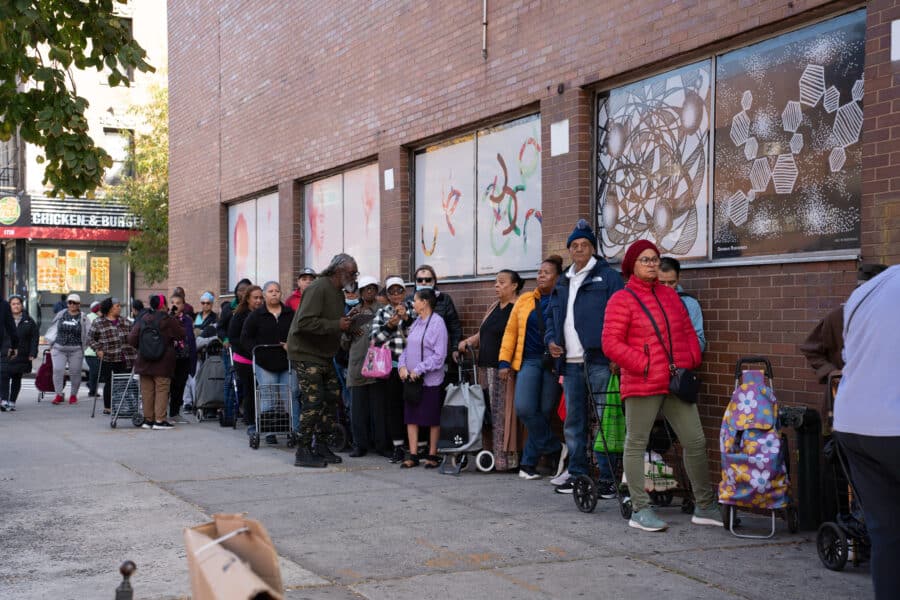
[533,295,546,339]
[624,288,675,370]
[420,314,431,364]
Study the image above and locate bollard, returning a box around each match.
[780,406,822,531]
[115,560,136,600]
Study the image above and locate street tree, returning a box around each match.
[106,85,168,284]
[0,0,155,198]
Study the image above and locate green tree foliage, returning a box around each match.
[106,85,167,284]
[0,0,154,198]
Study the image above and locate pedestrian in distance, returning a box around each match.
[168,293,197,423]
[286,267,316,312]
[89,297,135,415]
[288,253,359,468]
[229,285,264,432]
[344,276,385,458]
[657,257,706,353]
[408,265,462,384]
[48,293,90,405]
[1,295,32,412]
[127,294,185,430]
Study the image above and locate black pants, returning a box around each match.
[100,360,128,409]
[374,368,405,443]
[169,357,191,417]
[835,431,900,599]
[350,383,388,452]
[0,371,23,404]
[233,362,256,424]
[86,355,100,396]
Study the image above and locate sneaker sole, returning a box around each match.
[691,516,724,526]
[519,471,542,480]
[554,445,569,478]
[554,488,574,494]
[599,493,617,500]
[629,519,668,532]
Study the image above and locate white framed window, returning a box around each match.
[103,128,133,186]
[414,114,542,278]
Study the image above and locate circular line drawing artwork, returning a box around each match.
[597,63,711,259]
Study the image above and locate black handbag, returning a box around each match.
[625,288,701,404]
[403,315,431,406]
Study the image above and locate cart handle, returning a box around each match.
[457,346,478,385]
[734,356,774,380]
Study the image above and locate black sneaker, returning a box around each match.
[8,403,15,412]
[294,446,327,468]
[152,421,174,430]
[554,478,575,494]
[598,481,617,499]
[389,446,405,463]
[349,446,367,458]
[518,465,541,480]
[141,420,153,429]
[313,443,342,464]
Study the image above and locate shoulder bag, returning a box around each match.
[403,315,431,406]
[625,288,701,404]
[361,340,392,379]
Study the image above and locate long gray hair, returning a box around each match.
[320,253,356,277]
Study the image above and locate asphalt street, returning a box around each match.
[0,380,874,599]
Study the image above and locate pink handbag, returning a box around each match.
[360,342,392,379]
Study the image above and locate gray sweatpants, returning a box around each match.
[51,345,84,397]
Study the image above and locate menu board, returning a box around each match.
[37,249,59,291]
[65,250,87,291]
[56,257,67,293]
[90,257,110,294]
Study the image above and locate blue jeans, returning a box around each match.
[253,364,300,431]
[222,349,238,419]
[563,361,615,479]
[515,358,562,467]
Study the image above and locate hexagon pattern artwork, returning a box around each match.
[799,64,826,106]
[790,133,803,154]
[829,146,846,172]
[744,137,758,160]
[852,78,864,102]
[782,101,802,133]
[749,158,771,192]
[726,190,749,226]
[741,90,753,111]
[730,111,751,146]
[833,102,863,148]
[824,86,840,113]
[772,154,799,194]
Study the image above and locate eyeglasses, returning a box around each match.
[387,287,405,295]
[200,301,212,305]
[416,277,434,284]
[68,301,80,305]
[637,256,661,266]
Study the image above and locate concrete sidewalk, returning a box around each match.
[0,381,873,599]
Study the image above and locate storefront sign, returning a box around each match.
[0,194,140,239]
[0,226,133,241]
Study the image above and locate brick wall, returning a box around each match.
[169,0,895,479]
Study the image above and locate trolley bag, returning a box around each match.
[438,355,485,452]
[719,362,790,510]
[185,513,283,600]
[593,374,625,454]
[194,352,225,411]
[35,351,54,392]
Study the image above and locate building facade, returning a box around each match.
[0,0,168,333]
[168,1,898,452]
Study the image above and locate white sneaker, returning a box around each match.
[0,400,9,411]
[550,469,570,486]
[554,443,569,478]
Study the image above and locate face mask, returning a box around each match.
[415,285,433,292]
[345,298,360,307]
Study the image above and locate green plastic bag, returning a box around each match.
[594,375,625,454]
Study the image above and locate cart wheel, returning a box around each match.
[328,422,348,451]
[786,506,800,534]
[681,498,695,514]
[249,433,260,450]
[620,496,633,520]
[573,476,598,513]
[817,522,848,571]
[458,453,470,471]
[475,450,495,472]
[131,414,144,428]
[110,420,117,429]
[286,432,297,448]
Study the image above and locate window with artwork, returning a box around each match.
[228,192,279,289]
[303,163,381,278]
[414,114,542,278]
[596,9,865,261]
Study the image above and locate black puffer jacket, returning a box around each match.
[2,314,39,374]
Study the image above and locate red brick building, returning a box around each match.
[168,1,898,457]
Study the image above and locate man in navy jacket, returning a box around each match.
[544,219,624,494]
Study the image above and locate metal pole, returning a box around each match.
[482,0,488,59]
[115,560,136,600]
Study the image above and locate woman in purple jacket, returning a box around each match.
[398,288,448,468]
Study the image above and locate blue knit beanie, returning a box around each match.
[566,218,597,249]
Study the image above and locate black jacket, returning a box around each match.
[227,308,253,360]
[241,304,294,372]
[406,289,462,362]
[2,313,37,374]
[0,299,19,352]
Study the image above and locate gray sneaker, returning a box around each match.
[629,508,668,532]
[171,413,190,424]
[692,503,724,526]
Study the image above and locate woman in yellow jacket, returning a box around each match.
[498,255,565,480]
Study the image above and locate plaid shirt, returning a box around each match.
[89,317,137,366]
[370,301,416,360]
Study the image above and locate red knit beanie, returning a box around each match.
[621,239,660,279]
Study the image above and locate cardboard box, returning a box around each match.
[184,513,284,600]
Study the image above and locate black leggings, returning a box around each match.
[169,357,191,417]
[0,371,23,404]
[233,362,256,423]
[100,360,128,409]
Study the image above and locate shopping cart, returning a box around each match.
[110,369,143,428]
[248,345,297,449]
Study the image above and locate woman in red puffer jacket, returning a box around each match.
[602,240,721,534]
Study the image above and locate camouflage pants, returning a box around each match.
[294,361,341,447]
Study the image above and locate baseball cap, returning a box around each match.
[357,275,379,291]
[66,293,81,303]
[384,276,405,291]
[298,267,316,278]
[90,301,101,313]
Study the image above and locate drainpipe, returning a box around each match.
[482,0,488,59]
